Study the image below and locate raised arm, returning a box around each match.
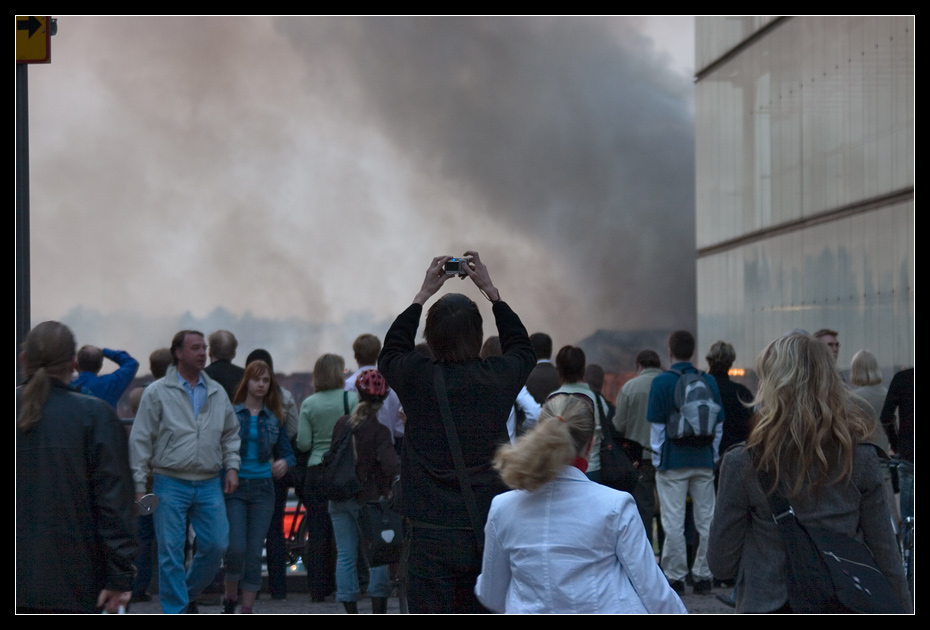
[461,250,501,303]
[413,256,454,306]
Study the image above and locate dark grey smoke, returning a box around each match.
[275,16,696,333]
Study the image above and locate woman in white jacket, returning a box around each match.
[475,395,686,614]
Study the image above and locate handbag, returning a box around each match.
[759,468,906,614]
[593,392,638,493]
[358,496,405,567]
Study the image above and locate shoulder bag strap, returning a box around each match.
[433,364,484,551]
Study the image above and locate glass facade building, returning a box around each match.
[695,16,914,383]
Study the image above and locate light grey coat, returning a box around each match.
[129,365,241,492]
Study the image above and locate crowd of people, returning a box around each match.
[16,252,913,614]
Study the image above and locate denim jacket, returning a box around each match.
[233,403,296,467]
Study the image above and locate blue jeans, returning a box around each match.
[153,474,229,614]
[225,478,275,592]
[329,499,391,603]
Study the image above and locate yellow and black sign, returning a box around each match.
[16,16,51,64]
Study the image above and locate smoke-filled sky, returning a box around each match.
[25,16,695,374]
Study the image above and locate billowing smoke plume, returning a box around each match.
[274,16,695,333]
[28,17,694,374]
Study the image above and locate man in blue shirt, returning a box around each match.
[647,331,723,596]
[72,345,139,409]
[129,330,240,613]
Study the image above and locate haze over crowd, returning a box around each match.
[27,16,696,374]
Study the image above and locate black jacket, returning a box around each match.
[379,301,535,527]
[525,361,560,405]
[204,359,245,400]
[17,380,136,612]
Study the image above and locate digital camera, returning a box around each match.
[444,256,473,276]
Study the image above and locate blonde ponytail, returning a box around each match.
[494,395,594,492]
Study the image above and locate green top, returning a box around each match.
[297,388,358,466]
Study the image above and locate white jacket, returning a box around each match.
[475,466,686,614]
[129,366,241,492]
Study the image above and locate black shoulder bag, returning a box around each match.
[758,467,905,613]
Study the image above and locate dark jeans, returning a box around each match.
[265,477,290,598]
[633,463,657,542]
[224,478,275,592]
[299,465,336,600]
[133,513,156,597]
[406,526,490,614]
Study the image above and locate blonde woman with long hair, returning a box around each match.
[475,395,686,613]
[707,334,910,613]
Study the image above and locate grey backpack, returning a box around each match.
[666,368,721,446]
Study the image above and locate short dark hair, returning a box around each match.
[584,364,605,392]
[170,330,205,365]
[556,345,586,384]
[424,294,483,362]
[668,331,695,361]
[149,348,173,379]
[352,334,381,366]
[635,349,661,370]
[706,341,736,374]
[246,348,274,371]
[813,328,839,340]
[77,345,104,373]
[530,333,552,360]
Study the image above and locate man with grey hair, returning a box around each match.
[205,330,244,399]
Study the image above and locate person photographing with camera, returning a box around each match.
[378,251,535,613]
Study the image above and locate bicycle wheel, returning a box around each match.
[285,513,310,568]
[284,504,310,567]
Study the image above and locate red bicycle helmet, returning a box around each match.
[355,369,389,401]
